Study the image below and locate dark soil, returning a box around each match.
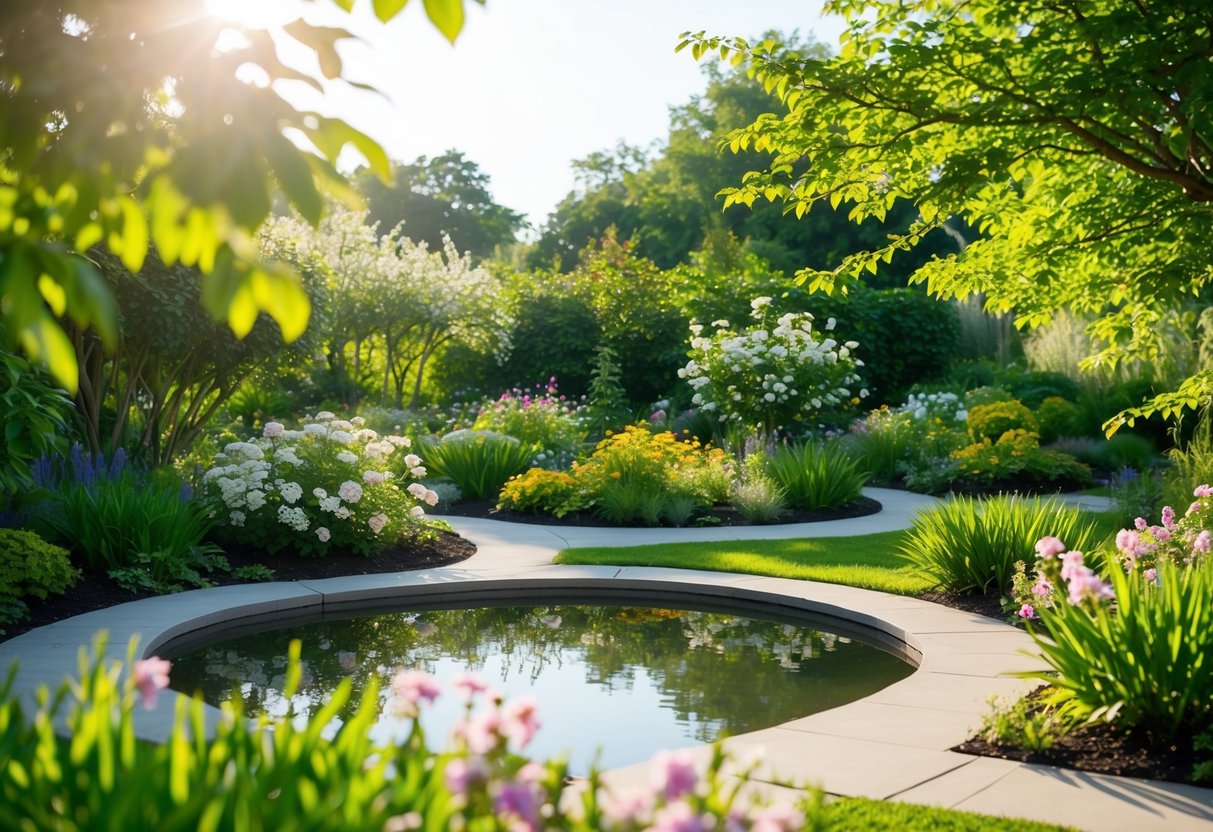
[437,495,883,527]
[0,530,475,644]
[955,703,1205,786]
[917,589,1008,620]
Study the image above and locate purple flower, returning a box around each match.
[133,657,171,709]
[1161,505,1176,529]
[1195,530,1212,554]
[1144,568,1158,583]
[650,750,698,801]
[646,802,708,832]
[444,756,489,797]
[492,779,542,831]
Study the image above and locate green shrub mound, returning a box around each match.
[422,430,538,500]
[899,495,1101,594]
[766,442,868,510]
[0,529,80,628]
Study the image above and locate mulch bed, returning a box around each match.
[437,495,883,527]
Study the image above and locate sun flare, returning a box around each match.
[204,0,305,30]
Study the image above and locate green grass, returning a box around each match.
[556,530,933,595]
[823,796,1076,831]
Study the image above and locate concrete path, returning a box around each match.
[0,487,1208,831]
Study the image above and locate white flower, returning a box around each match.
[315,411,336,421]
[409,506,426,518]
[246,490,267,511]
[387,435,410,448]
[410,466,427,478]
[403,454,422,468]
[826,317,836,331]
[313,487,328,499]
[338,481,363,503]
[337,451,358,464]
[424,489,440,507]
[262,421,285,438]
[279,482,303,504]
[711,319,730,328]
[229,510,246,527]
[331,419,354,431]
[316,527,331,542]
[319,496,342,513]
[750,296,773,310]
[407,482,428,500]
[363,470,387,485]
[368,513,389,534]
[329,430,355,444]
[224,441,264,460]
[277,505,309,531]
[350,416,366,427]
[304,423,327,435]
[764,392,776,402]
[334,506,351,520]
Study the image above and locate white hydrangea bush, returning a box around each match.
[679,297,868,433]
[898,391,968,423]
[201,413,441,557]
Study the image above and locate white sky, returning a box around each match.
[223,0,846,228]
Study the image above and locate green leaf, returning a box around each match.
[266,136,324,226]
[422,0,465,43]
[306,117,391,181]
[372,0,409,21]
[281,20,355,80]
[18,313,78,394]
[118,196,148,272]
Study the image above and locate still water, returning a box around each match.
[167,603,913,771]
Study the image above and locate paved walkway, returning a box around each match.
[0,487,1208,831]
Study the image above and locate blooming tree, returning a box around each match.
[679,297,867,433]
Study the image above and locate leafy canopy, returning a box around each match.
[0,0,479,392]
[684,0,1213,431]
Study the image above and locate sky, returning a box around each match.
[226,0,848,229]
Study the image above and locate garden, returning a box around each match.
[2,0,1212,829]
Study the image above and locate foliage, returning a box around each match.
[842,408,918,485]
[820,796,1076,832]
[1027,557,1213,739]
[422,431,537,501]
[584,345,633,438]
[472,379,586,463]
[765,442,868,510]
[0,638,823,831]
[967,401,1037,443]
[1035,396,1081,444]
[0,349,75,503]
[948,430,1092,493]
[1163,420,1213,512]
[356,150,525,257]
[688,3,1213,430]
[558,530,933,596]
[1,0,477,391]
[261,207,512,410]
[497,284,602,398]
[729,459,788,524]
[201,414,438,558]
[28,446,222,591]
[0,528,79,628]
[899,495,1101,594]
[978,695,1072,754]
[681,298,868,433]
[899,391,967,425]
[497,469,585,518]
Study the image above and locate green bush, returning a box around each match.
[899,495,1101,593]
[1034,396,1080,443]
[0,638,816,830]
[423,431,538,500]
[472,381,586,459]
[766,441,869,510]
[0,350,76,504]
[1029,558,1213,738]
[0,529,80,628]
[963,385,1015,410]
[498,469,585,517]
[948,430,1093,493]
[967,400,1037,442]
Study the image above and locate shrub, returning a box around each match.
[680,297,868,433]
[0,639,811,830]
[1034,396,1080,443]
[0,529,79,628]
[29,447,223,592]
[0,350,75,504]
[843,408,917,484]
[202,414,438,558]
[730,458,788,524]
[899,390,967,423]
[948,430,1093,492]
[899,495,1101,594]
[963,385,1015,410]
[498,469,585,517]
[422,430,538,500]
[766,441,868,510]
[967,400,1037,442]
[472,379,586,459]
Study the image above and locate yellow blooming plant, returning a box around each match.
[948,430,1091,491]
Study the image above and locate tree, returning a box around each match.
[0,0,478,392]
[356,150,525,258]
[685,0,1213,429]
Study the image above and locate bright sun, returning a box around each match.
[204,0,305,30]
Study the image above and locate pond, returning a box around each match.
[166,601,914,771]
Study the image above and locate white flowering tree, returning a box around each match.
[261,208,512,407]
[679,297,868,433]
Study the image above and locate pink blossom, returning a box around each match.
[649,409,668,423]
[493,779,542,831]
[1190,501,1203,517]
[451,671,490,700]
[1154,526,1172,543]
[647,802,708,832]
[338,480,363,503]
[502,695,541,750]
[407,482,428,500]
[601,790,651,827]
[1134,516,1148,530]
[1034,536,1066,558]
[1066,567,1115,605]
[390,669,441,705]
[1115,529,1139,554]
[1195,530,1212,553]
[1144,568,1158,583]
[1018,604,1035,619]
[262,421,285,438]
[1059,550,1086,580]
[444,756,489,797]
[133,657,171,709]
[751,804,806,832]
[368,513,389,534]
[1161,505,1176,528]
[650,750,698,801]
[459,709,503,755]
[316,526,331,543]
[409,506,426,518]
[1030,581,1052,597]
[1195,484,1213,498]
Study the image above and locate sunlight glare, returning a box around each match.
[204,0,305,30]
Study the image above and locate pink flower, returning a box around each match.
[751,804,805,832]
[1059,550,1086,580]
[492,779,541,831]
[1018,603,1035,619]
[363,470,387,485]
[1066,567,1115,605]
[650,750,698,801]
[647,802,708,832]
[502,695,541,750]
[133,657,171,709]
[1195,530,1211,553]
[409,505,426,518]
[1115,529,1139,554]
[1161,505,1176,528]
[262,421,285,438]
[407,482,428,500]
[1144,568,1158,583]
[444,756,489,797]
[390,669,441,705]
[1030,581,1052,597]
[1134,517,1148,530]
[649,409,668,423]
[1034,536,1066,558]
[1195,484,1213,498]
[451,671,490,700]
[368,513,389,534]
[316,526,331,543]
[601,790,651,827]
[338,480,363,503]
[459,709,503,755]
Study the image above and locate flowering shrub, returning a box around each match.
[898,390,967,423]
[680,297,867,433]
[472,378,587,466]
[201,413,439,558]
[948,429,1092,491]
[0,638,813,830]
[966,400,1037,442]
[497,469,585,517]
